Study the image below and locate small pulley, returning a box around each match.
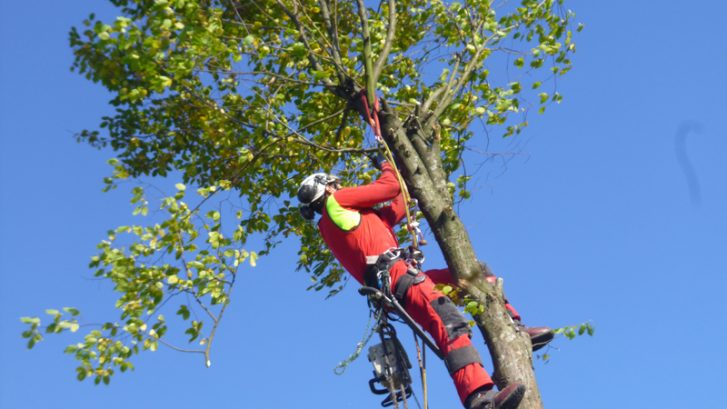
[367,323,413,407]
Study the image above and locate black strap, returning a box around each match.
[444,345,482,375]
[393,268,425,305]
[363,264,380,289]
[364,250,401,289]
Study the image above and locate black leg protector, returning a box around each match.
[430,296,471,340]
[444,345,482,375]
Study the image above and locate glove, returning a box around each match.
[366,150,387,170]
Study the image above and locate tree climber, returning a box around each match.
[297,153,551,409]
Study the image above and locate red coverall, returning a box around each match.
[318,163,511,404]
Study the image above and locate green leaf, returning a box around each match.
[208,231,222,248]
[311,70,328,80]
[63,307,81,316]
[58,321,80,333]
[20,317,40,325]
[185,321,203,342]
[290,42,307,58]
[242,34,256,47]
[159,75,173,88]
[176,305,190,320]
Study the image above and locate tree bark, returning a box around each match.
[376,104,545,409]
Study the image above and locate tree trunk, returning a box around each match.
[377,105,545,409]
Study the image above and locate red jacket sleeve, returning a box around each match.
[333,163,401,209]
[376,192,407,227]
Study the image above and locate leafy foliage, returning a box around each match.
[555,321,595,339]
[25,0,580,382]
[21,180,255,382]
[537,321,595,362]
[69,0,577,283]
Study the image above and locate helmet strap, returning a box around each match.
[309,195,326,214]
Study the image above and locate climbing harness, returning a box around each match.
[360,247,443,408]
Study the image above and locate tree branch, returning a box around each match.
[373,0,397,83]
[317,0,346,83]
[157,338,206,355]
[203,263,239,368]
[405,117,449,199]
[334,107,351,141]
[422,54,462,114]
[429,23,518,120]
[191,293,219,323]
[276,0,335,88]
[355,0,376,107]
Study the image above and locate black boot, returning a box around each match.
[524,326,554,352]
[512,319,554,352]
[466,383,526,409]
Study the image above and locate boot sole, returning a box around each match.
[497,384,525,409]
[531,332,555,352]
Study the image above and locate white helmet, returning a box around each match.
[297,173,340,219]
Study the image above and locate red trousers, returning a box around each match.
[426,268,522,321]
[389,263,522,404]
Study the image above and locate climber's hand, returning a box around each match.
[366,150,387,170]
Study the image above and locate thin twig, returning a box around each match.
[276,0,335,88]
[317,0,346,82]
[157,338,206,355]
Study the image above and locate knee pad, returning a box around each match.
[430,296,471,340]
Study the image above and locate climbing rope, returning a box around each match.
[358,91,426,249]
[359,91,435,407]
[413,334,428,409]
[355,12,430,400]
[334,308,383,375]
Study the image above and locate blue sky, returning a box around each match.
[1,1,726,408]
